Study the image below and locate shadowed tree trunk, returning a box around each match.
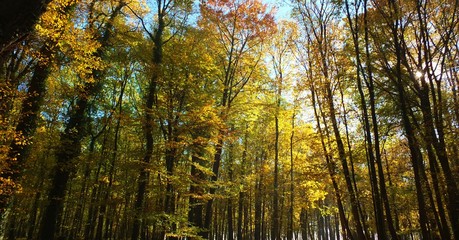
[95,78,127,240]
[131,1,167,238]
[38,3,124,239]
[0,0,76,219]
[414,1,459,238]
[311,84,352,240]
[387,1,431,237]
[287,112,294,240]
[188,151,206,239]
[0,44,52,217]
[271,75,281,240]
[0,0,52,54]
[237,133,247,240]
[254,153,265,240]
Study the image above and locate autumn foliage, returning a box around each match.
[1,0,459,239]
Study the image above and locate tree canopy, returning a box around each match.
[1,0,458,239]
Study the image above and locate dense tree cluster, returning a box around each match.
[0,0,458,239]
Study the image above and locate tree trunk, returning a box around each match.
[0,0,52,54]
[205,133,224,238]
[95,80,126,240]
[419,83,450,239]
[388,2,431,236]
[311,86,353,240]
[38,4,123,239]
[0,44,52,218]
[254,154,264,240]
[271,114,280,240]
[188,146,206,238]
[287,113,294,240]
[415,0,459,234]
[237,191,244,240]
[163,146,178,240]
[343,1,391,238]
[326,81,367,240]
[300,208,308,240]
[227,199,234,240]
[132,3,165,239]
[237,133,248,240]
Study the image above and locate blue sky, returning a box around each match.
[264,0,293,20]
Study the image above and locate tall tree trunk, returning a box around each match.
[132,1,165,238]
[237,191,243,240]
[227,198,234,240]
[237,132,248,240]
[300,208,308,240]
[254,153,264,240]
[311,86,352,240]
[82,137,100,239]
[418,81,450,239]
[415,0,459,234]
[204,92,227,238]
[188,141,206,238]
[388,1,431,237]
[243,189,249,240]
[0,0,52,54]
[362,1,398,238]
[0,0,77,216]
[162,145,178,240]
[38,4,123,239]
[287,113,294,240]
[326,81,367,240]
[431,82,459,240]
[204,136,223,238]
[26,166,45,240]
[95,79,126,240]
[38,89,90,240]
[0,44,52,218]
[343,1,391,238]
[271,115,280,240]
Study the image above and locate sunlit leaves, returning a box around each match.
[199,0,276,79]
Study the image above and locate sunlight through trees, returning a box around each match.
[1,0,458,239]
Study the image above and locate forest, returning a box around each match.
[0,0,458,239]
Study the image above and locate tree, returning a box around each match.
[198,0,275,237]
[368,0,459,238]
[2,0,459,239]
[342,0,397,238]
[293,0,358,238]
[0,0,76,223]
[127,0,194,239]
[0,0,52,54]
[38,1,125,238]
[267,20,298,240]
